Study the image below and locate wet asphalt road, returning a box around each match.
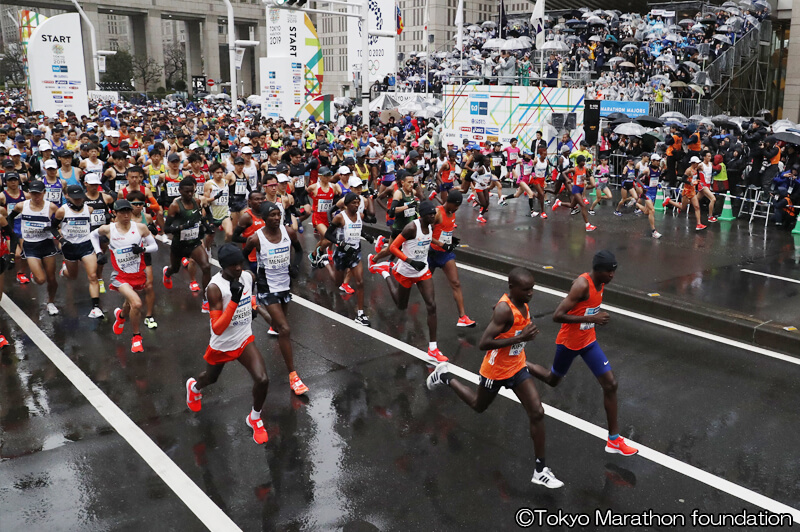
[1,234,799,531]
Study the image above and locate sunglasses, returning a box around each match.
[130,201,145,206]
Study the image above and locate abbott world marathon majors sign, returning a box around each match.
[27,13,89,117]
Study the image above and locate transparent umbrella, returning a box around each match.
[482,38,506,50]
[661,111,688,121]
[614,122,647,136]
[540,40,570,52]
[713,34,732,45]
[481,20,497,28]
[501,38,529,50]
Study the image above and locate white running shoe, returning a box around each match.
[87,307,104,319]
[531,467,564,489]
[426,362,450,390]
[651,230,662,239]
[47,303,59,316]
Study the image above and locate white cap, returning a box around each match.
[38,139,52,150]
[241,146,253,154]
[44,159,58,169]
[9,148,20,156]
[135,126,143,132]
[189,142,198,150]
[107,130,120,137]
[276,173,290,183]
[338,166,351,175]
[369,137,378,144]
[689,156,701,164]
[16,117,25,123]
[651,153,661,161]
[85,172,103,184]
[240,137,252,144]
[347,176,363,188]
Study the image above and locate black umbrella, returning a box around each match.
[715,120,741,132]
[635,115,665,127]
[769,132,800,145]
[606,112,630,121]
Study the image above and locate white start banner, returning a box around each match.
[27,13,89,117]
[347,0,397,83]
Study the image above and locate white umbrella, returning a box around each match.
[481,20,497,28]
[713,34,732,45]
[483,38,506,50]
[771,119,796,133]
[589,35,602,42]
[540,40,570,52]
[416,51,428,58]
[607,56,625,64]
[501,38,528,50]
[467,24,481,31]
[369,93,400,111]
[661,111,688,121]
[614,122,647,136]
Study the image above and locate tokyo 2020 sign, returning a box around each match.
[347,0,396,83]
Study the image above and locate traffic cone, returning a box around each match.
[792,217,800,235]
[718,193,736,222]
[655,186,666,213]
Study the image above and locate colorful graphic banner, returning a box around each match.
[18,9,49,109]
[441,85,585,151]
[296,94,334,123]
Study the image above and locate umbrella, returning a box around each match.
[467,24,482,31]
[622,44,638,51]
[482,38,506,49]
[481,20,497,28]
[614,122,647,136]
[655,55,674,63]
[605,35,618,43]
[540,40,570,52]
[379,108,402,123]
[771,119,796,132]
[618,61,636,69]
[635,116,665,128]
[670,81,688,88]
[661,111,688,121]
[682,61,701,70]
[465,79,481,86]
[716,25,733,32]
[769,132,800,145]
[566,19,588,28]
[501,38,529,50]
[678,18,695,27]
[664,33,681,42]
[566,35,582,43]
[693,72,714,86]
[689,84,706,94]
[587,16,607,26]
[589,35,602,42]
[606,112,630,121]
[713,35,732,45]
[607,56,625,64]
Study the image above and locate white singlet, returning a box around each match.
[207,271,254,352]
[61,204,92,243]
[20,200,53,242]
[394,218,431,279]
[256,225,291,293]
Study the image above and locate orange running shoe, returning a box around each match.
[246,414,269,444]
[289,371,308,395]
[585,223,597,232]
[427,348,449,363]
[339,283,355,294]
[131,334,144,353]
[456,315,476,328]
[16,272,30,284]
[113,307,126,335]
[605,436,638,456]
[540,212,548,219]
[0,334,8,348]
[181,257,190,268]
[186,378,202,412]
[189,281,200,292]
[162,266,173,289]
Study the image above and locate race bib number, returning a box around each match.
[45,188,62,203]
[115,179,128,193]
[440,231,453,245]
[317,199,332,213]
[180,224,200,241]
[23,220,47,239]
[649,176,659,187]
[214,190,229,206]
[131,148,140,157]
[230,298,252,327]
[62,219,89,239]
[91,210,106,226]
[235,180,248,196]
[267,246,290,268]
[167,182,180,197]
[580,307,599,330]
[404,205,416,217]
[196,183,205,196]
[385,161,395,173]
[492,157,502,167]
[114,246,140,273]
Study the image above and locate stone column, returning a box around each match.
[186,20,203,94]
[255,20,268,95]
[203,15,221,88]
[237,25,254,96]
[79,3,101,89]
[784,9,800,121]
[146,10,165,89]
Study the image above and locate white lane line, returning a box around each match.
[286,293,800,523]
[0,296,242,532]
[458,263,800,366]
[741,269,800,285]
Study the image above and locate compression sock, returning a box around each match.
[91,297,100,308]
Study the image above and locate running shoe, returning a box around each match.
[16,272,30,284]
[181,257,190,268]
[588,210,596,216]
[583,198,590,205]
[246,414,269,444]
[131,334,144,353]
[552,199,562,209]
[570,207,580,216]
[201,300,209,313]
[267,327,279,336]
[662,196,671,209]
[374,235,386,253]
[540,213,548,219]
[530,211,540,218]
[634,209,643,216]
[144,316,158,329]
[113,308,126,335]
[354,314,371,327]
[368,256,391,275]
[695,224,707,231]
[605,436,638,456]
[467,193,475,203]
[585,223,597,232]
[708,216,718,223]
[186,378,202,412]
[59,262,67,278]
[298,224,304,234]
[0,335,8,348]
[162,266,173,289]
[189,281,200,292]
[652,230,662,239]
[427,347,449,363]
[339,283,355,295]
[476,215,487,223]
[326,248,334,264]
[426,362,450,390]
[498,198,508,206]
[544,199,551,205]
[88,307,104,319]
[456,315,476,328]
[47,303,59,316]
[428,190,438,200]
[531,467,564,489]
[98,279,106,294]
[289,372,309,395]
[613,210,622,216]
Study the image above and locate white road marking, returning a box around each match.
[458,263,800,366]
[0,296,242,532]
[741,269,800,285]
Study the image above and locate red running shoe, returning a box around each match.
[186,378,202,412]
[540,212,548,219]
[456,315,476,328]
[162,266,173,289]
[16,272,30,284]
[695,224,707,231]
[476,215,487,223]
[246,414,269,444]
[181,257,190,268]
[605,436,638,456]
[113,308,126,335]
[189,281,200,292]
[0,334,8,348]
[427,348,449,363]
[374,235,386,253]
[131,334,144,353]
[585,223,597,232]
[339,283,355,294]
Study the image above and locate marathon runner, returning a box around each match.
[128,191,159,329]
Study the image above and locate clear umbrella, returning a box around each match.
[713,34,732,45]
[540,40,570,52]
[614,122,647,136]
[501,38,529,50]
[481,20,497,28]
[482,38,506,50]
[661,111,688,121]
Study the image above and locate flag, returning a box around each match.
[396,5,404,35]
[530,0,545,49]
[499,0,507,37]
[454,0,464,51]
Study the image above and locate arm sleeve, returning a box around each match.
[232,224,247,243]
[210,300,239,335]
[90,228,102,254]
[49,216,63,240]
[142,234,158,254]
[389,234,408,262]
[323,223,338,243]
[389,198,402,218]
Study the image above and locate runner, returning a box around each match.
[204,162,235,245]
[90,199,158,353]
[427,190,476,328]
[0,208,12,349]
[425,267,561,488]
[470,156,497,224]
[527,251,639,457]
[233,189,266,273]
[7,180,60,315]
[614,157,639,216]
[84,172,115,294]
[163,178,214,311]
[663,156,707,231]
[368,200,448,363]
[0,171,31,285]
[128,191,158,329]
[51,185,103,318]
[185,244,270,445]
[242,201,309,396]
[372,170,417,264]
[564,155,597,232]
[589,155,614,214]
[306,166,341,242]
[636,155,664,239]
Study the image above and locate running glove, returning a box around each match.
[230,278,244,302]
[131,243,146,255]
[407,259,426,271]
[96,252,108,265]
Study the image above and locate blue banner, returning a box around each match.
[599,100,650,118]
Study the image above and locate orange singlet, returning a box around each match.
[480,294,530,381]
[430,205,455,252]
[242,207,266,262]
[555,273,603,350]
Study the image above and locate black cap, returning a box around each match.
[318,143,330,152]
[260,201,281,218]
[58,149,73,158]
[233,156,245,165]
[114,199,133,211]
[592,250,618,272]
[408,150,419,158]
[396,169,410,180]
[167,153,181,163]
[2,159,13,168]
[66,184,86,199]
[344,191,359,205]
[275,163,290,173]
[28,180,46,193]
[4,171,20,181]
[218,243,245,269]
[318,166,332,176]
[446,189,463,205]
[419,200,437,217]
[343,157,355,166]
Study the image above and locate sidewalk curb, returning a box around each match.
[364,226,799,356]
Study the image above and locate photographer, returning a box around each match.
[770,165,799,230]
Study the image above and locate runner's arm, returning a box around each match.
[232,213,251,243]
[477,302,521,350]
[242,233,259,259]
[49,208,67,243]
[89,226,109,254]
[553,277,597,324]
[207,283,238,335]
